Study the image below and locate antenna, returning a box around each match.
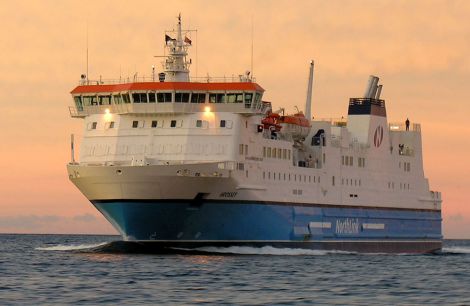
[251,15,254,79]
[86,20,89,84]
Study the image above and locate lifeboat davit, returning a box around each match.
[278,112,311,141]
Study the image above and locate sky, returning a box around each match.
[0,0,468,237]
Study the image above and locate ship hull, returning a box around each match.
[92,200,442,254]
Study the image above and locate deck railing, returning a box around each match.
[78,75,256,86]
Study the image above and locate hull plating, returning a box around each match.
[92,200,442,253]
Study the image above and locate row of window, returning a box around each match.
[262,147,292,160]
[342,178,362,187]
[263,171,321,184]
[88,119,231,130]
[388,182,411,190]
[239,144,249,156]
[74,92,262,109]
[400,161,411,172]
[341,156,366,168]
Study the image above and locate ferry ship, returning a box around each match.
[67,15,442,253]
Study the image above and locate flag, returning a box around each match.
[184,36,192,45]
[165,34,175,43]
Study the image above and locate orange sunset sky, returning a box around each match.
[0,0,468,237]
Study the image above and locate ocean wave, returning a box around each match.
[175,246,356,256]
[441,247,470,254]
[35,242,109,251]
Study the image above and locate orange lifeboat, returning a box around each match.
[278,112,311,140]
[261,113,282,132]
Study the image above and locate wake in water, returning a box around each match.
[440,247,470,255]
[35,242,109,252]
[34,241,470,256]
[175,246,356,256]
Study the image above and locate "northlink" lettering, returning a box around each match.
[335,218,359,235]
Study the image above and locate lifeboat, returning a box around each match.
[261,113,282,132]
[278,112,311,141]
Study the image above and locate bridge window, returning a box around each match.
[91,122,97,129]
[98,95,111,105]
[209,93,225,103]
[74,96,83,110]
[132,121,139,128]
[170,120,177,128]
[113,95,122,104]
[157,92,172,103]
[175,92,190,103]
[132,93,148,103]
[148,92,156,103]
[254,93,262,109]
[226,93,243,103]
[196,120,202,128]
[122,94,131,104]
[83,96,97,106]
[191,93,206,103]
[244,93,253,108]
[151,120,158,128]
[220,120,226,128]
[109,121,115,129]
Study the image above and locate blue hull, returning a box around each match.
[92,200,442,253]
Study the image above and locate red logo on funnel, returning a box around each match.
[374,126,384,147]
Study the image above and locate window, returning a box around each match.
[254,92,262,109]
[151,120,158,128]
[263,147,267,158]
[226,93,236,103]
[209,93,225,103]
[239,144,244,155]
[191,93,206,103]
[132,93,148,103]
[220,120,226,128]
[157,92,172,103]
[349,156,353,166]
[283,149,287,159]
[272,148,276,158]
[170,120,177,128]
[132,121,139,128]
[122,93,131,104]
[244,93,253,108]
[277,148,282,159]
[83,96,97,106]
[91,122,97,129]
[196,120,203,128]
[109,121,115,129]
[244,145,248,155]
[113,94,122,104]
[332,176,335,186]
[74,96,83,110]
[175,92,190,103]
[267,147,271,158]
[148,92,156,103]
[99,95,111,105]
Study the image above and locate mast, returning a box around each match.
[162,14,191,82]
[305,60,314,119]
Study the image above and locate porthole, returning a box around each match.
[116,169,122,175]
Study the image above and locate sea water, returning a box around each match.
[0,234,469,305]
